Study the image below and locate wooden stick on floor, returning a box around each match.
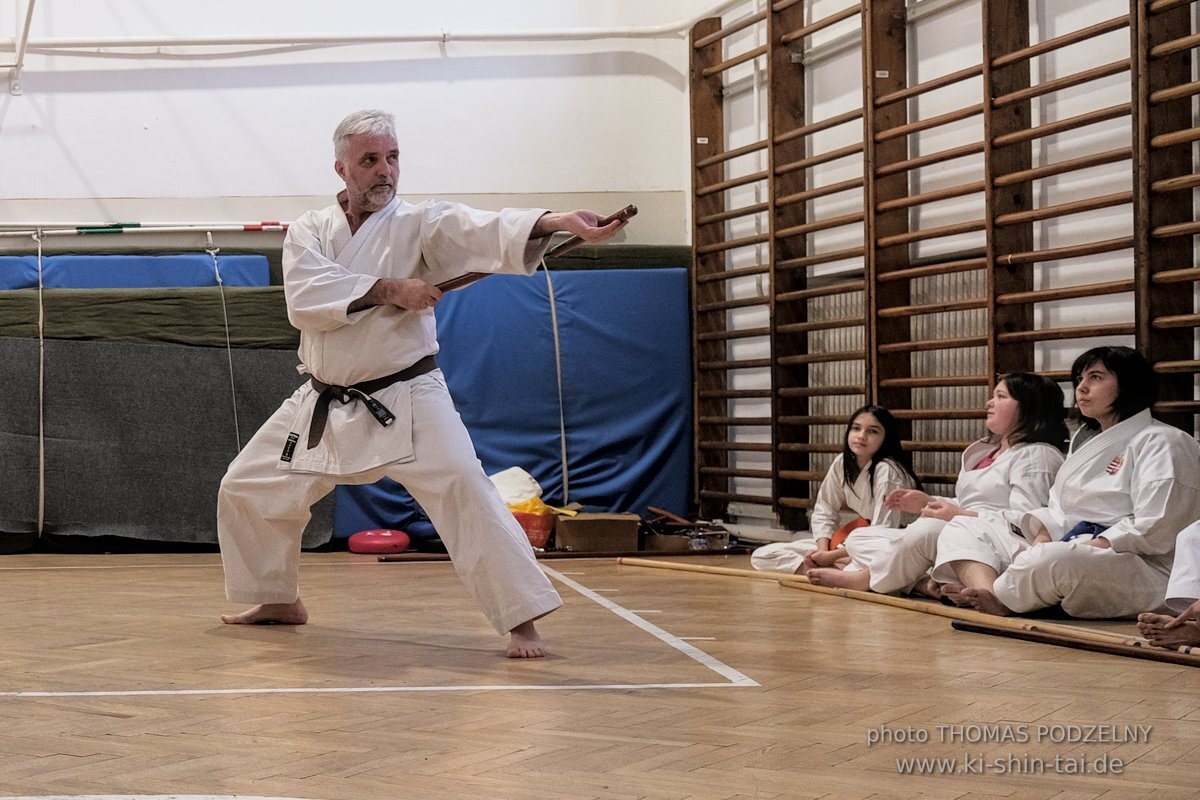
[952,619,1200,668]
[616,556,1145,647]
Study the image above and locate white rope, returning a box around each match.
[541,265,571,504]
[33,229,45,537]
[206,233,242,451]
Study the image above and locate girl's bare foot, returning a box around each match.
[960,587,1012,616]
[1137,612,1200,649]
[911,577,943,600]
[221,598,308,625]
[507,620,547,658]
[807,567,870,591]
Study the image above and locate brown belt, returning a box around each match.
[306,355,437,449]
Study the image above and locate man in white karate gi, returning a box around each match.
[217,109,626,657]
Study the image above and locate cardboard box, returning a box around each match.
[643,529,731,553]
[554,512,640,552]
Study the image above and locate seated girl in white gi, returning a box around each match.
[932,346,1200,618]
[1137,520,1200,649]
[805,373,1067,595]
[751,405,919,574]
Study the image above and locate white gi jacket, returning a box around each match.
[278,196,550,475]
[955,439,1064,514]
[1017,410,1200,572]
[808,455,918,538]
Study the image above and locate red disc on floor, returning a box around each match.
[348,529,411,554]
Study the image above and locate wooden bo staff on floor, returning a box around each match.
[617,557,1145,647]
[952,619,1200,668]
[435,204,638,293]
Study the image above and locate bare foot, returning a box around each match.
[940,583,972,607]
[507,620,547,658]
[911,577,943,600]
[808,548,846,568]
[221,598,308,625]
[808,567,870,591]
[1137,613,1200,649]
[960,587,1012,616]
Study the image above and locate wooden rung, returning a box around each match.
[878,336,987,354]
[777,246,865,271]
[698,357,773,371]
[893,409,986,421]
[1153,268,1200,284]
[876,180,985,213]
[994,147,1131,187]
[700,43,768,79]
[777,212,865,239]
[1154,401,1200,412]
[777,385,865,398]
[919,472,961,485]
[699,389,772,399]
[699,416,772,426]
[992,59,1129,109]
[877,298,987,318]
[697,327,771,342]
[876,256,987,283]
[903,440,974,452]
[875,64,983,107]
[695,170,769,198]
[1152,220,1200,239]
[775,108,864,146]
[1151,126,1200,150]
[996,236,1132,266]
[997,323,1134,343]
[695,264,770,284]
[778,497,818,509]
[880,376,988,389]
[776,317,864,335]
[876,142,984,178]
[1152,172,1200,194]
[777,470,825,482]
[696,202,769,227]
[696,296,769,313]
[778,415,848,426]
[1149,0,1193,13]
[992,104,1130,148]
[991,15,1128,69]
[776,143,865,177]
[997,279,1133,306]
[1155,360,1200,374]
[993,191,1132,227]
[777,178,864,208]
[876,219,987,249]
[692,10,768,50]
[775,279,864,303]
[700,466,773,479]
[780,3,862,46]
[695,232,770,256]
[778,442,843,453]
[698,489,774,504]
[695,139,769,169]
[777,350,865,366]
[1150,31,1200,60]
[1150,78,1200,105]
[875,104,983,143]
[1153,314,1200,330]
[698,441,773,453]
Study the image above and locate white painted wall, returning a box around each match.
[0,0,729,245]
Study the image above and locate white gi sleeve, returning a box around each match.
[282,211,380,332]
[1005,444,1063,512]
[1103,432,1200,557]
[809,456,848,540]
[868,459,916,528]
[418,202,551,279]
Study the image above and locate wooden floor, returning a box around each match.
[1,551,1199,800]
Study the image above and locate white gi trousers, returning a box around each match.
[218,371,563,635]
[1166,521,1200,613]
[932,516,1170,618]
[843,517,945,594]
